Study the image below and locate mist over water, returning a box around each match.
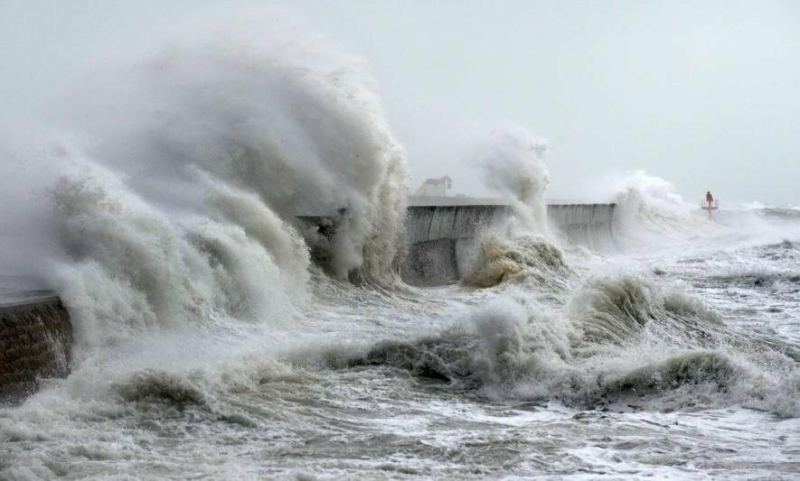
[1,10,799,480]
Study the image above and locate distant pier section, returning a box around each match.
[403,196,617,285]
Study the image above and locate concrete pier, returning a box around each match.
[402,200,616,285]
[0,199,617,399]
[0,292,71,403]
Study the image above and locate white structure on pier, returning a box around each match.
[414,176,452,197]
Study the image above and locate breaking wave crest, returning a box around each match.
[456,125,573,289]
[2,13,409,359]
[605,171,707,247]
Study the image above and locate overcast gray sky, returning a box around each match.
[1,0,798,205]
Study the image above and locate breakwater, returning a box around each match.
[547,203,617,252]
[402,204,509,285]
[0,293,71,403]
[0,201,615,399]
[402,201,616,285]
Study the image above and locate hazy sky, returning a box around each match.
[1,0,798,204]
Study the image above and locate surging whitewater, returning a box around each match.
[23,15,408,356]
[1,13,799,480]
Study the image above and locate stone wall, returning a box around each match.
[0,295,71,404]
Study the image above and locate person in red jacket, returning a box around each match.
[705,191,714,207]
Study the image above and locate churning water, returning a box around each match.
[1,13,799,480]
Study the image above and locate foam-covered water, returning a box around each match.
[1,12,799,480]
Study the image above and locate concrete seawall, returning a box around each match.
[402,202,616,285]
[547,203,617,252]
[0,293,71,403]
[402,204,510,285]
[0,201,616,399]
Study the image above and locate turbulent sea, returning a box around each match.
[1,13,799,480]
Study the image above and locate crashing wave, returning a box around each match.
[329,275,798,416]
[0,13,411,360]
[591,171,711,250]
[468,125,550,237]
[462,234,570,289]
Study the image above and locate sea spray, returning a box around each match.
[56,12,408,282]
[205,178,310,289]
[0,12,410,372]
[460,126,569,286]
[469,125,550,236]
[598,171,709,248]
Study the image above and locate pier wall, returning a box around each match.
[0,294,71,403]
[402,203,616,285]
[0,202,616,399]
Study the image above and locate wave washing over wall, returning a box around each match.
[602,171,711,247]
[402,203,616,285]
[1,12,799,479]
[469,126,550,236]
[0,13,408,367]
[403,126,618,286]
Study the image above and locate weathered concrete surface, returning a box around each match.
[547,203,617,252]
[0,293,71,404]
[403,204,510,285]
[402,202,616,285]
